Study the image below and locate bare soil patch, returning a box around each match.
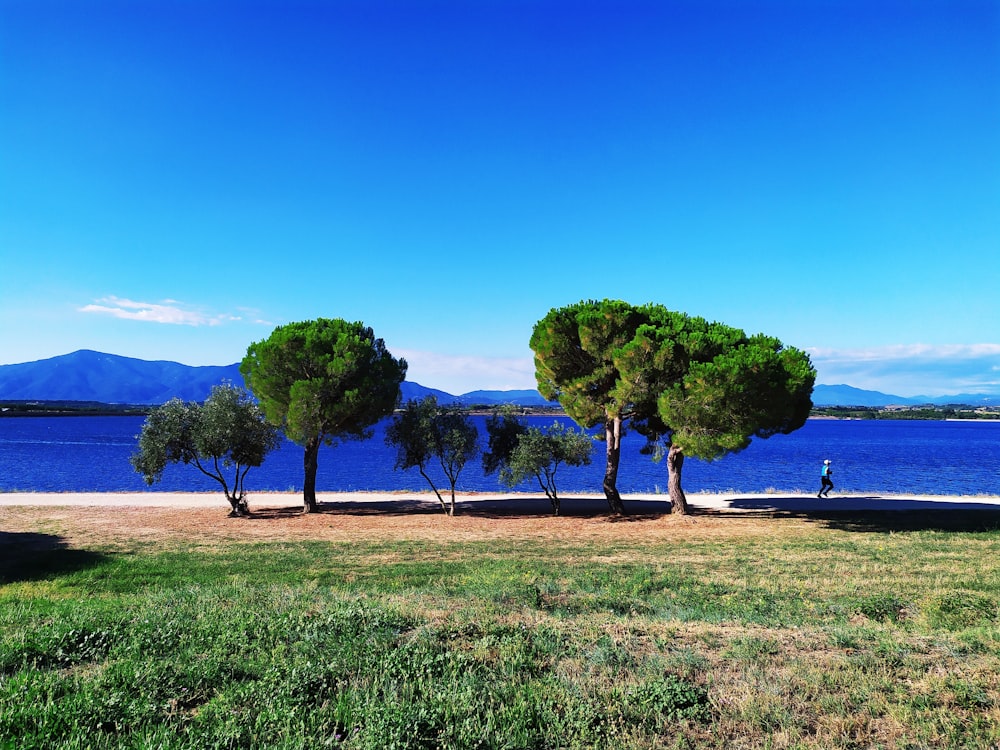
[3,491,997,551]
[0,496,802,551]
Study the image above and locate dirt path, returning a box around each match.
[1,491,997,549]
[0,490,996,511]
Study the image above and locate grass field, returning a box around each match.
[1,503,999,749]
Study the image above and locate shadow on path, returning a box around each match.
[701,496,1000,533]
[249,498,445,520]
[247,496,672,520]
[243,495,1000,533]
[0,531,110,584]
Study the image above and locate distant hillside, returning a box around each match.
[399,381,460,405]
[811,384,916,407]
[457,389,559,407]
[2,351,994,409]
[812,384,998,408]
[0,351,555,407]
[0,350,244,404]
[396,385,558,407]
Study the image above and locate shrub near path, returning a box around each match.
[1,503,998,749]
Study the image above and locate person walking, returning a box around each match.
[818,459,833,498]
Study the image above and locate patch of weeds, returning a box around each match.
[924,590,998,630]
[723,635,781,663]
[2,621,124,673]
[263,658,348,708]
[531,585,591,615]
[827,627,861,650]
[956,627,1000,656]
[584,634,638,671]
[846,648,911,679]
[855,592,909,623]
[732,587,795,624]
[664,582,802,626]
[733,681,798,734]
[594,592,655,616]
[665,647,709,680]
[946,676,994,710]
[502,678,610,748]
[870,640,913,669]
[905,690,940,711]
[827,624,880,651]
[617,674,712,726]
[464,624,556,679]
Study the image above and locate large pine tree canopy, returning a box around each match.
[530,300,816,514]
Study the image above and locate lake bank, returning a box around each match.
[2,490,998,513]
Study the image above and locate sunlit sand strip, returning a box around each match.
[0,491,996,511]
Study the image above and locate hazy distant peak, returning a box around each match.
[0,352,995,408]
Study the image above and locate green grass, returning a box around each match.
[2,515,999,749]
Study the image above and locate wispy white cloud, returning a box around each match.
[79,296,241,327]
[807,344,1000,397]
[234,306,273,327]
[808,343,1000,362]
[396,349,536,395]
[397,344,1000,397]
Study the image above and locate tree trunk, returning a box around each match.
[666,445,689,515]
[537,474,559,515]
[226,493,249,517]
[419,467,448,513]
[303,438,320,513]
[603,416,626,515]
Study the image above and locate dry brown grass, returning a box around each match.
[0,499,811,553]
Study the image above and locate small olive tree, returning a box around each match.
[131,383,281,516]
[385,396,479,516]
[499,422,593,515]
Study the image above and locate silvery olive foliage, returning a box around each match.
[131,383,280,516]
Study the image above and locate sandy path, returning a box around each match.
[2,491,997,549]
[0,491,997,512]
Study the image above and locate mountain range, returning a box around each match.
[0,350,558,407]
[0,350,995,408]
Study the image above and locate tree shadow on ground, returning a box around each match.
[248,498,445,520]
[0,531,110,584]
[455,496,677,521]
[698,496,1000,533]
[246,495,674,521]
[242,495,1000,532]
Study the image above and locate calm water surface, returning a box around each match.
[0,415,997,496]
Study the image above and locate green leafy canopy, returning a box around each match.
[530,300,816,513]
[240,318,407,447]
[130,383,281,511]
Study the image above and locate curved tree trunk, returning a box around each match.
[666,445,689,514]
[603,416,626,515]
[303,437,320,513]
[543,475,560,516]
[419,467,448,513]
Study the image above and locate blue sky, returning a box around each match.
[1,0,998,397]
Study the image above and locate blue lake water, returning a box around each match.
[0,415,997,496]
